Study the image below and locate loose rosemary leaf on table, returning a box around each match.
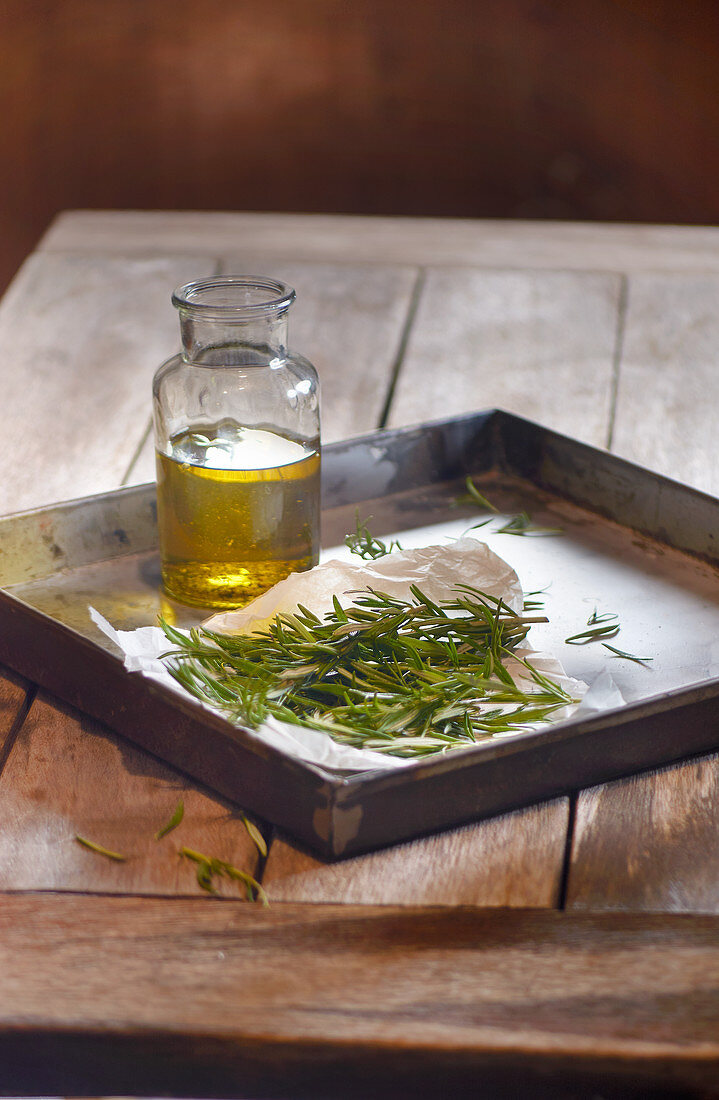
[155,798,184,840]
[180,846,268,905]
[241,814,268,857]
[160,583,575,758]
[75,835,127,862]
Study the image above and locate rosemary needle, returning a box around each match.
[452,477,499,512]
[565,622,620,645]
[588,608,619,626]
[75,835,127,862]
[155,798,185,840]
[241,814,268,857]
[602,643,653,667]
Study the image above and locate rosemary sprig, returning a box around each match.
[155,798,184,840]
[345,513,402,559]
[160,583,575,758]
[180,846,268,905]
[75,835,127,862]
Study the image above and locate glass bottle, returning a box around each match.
[152,276,320,609]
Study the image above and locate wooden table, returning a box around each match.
[2,212,719,1098]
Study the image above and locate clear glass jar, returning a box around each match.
[152,276,320,609]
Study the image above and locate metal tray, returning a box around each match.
[2,408,719,858]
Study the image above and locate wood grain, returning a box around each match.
[41,211,719,273]
[0,690,262,896]
[611,273,719,495]
[263,799,568,907]
[0,251,217,515]
[566,753,719,914]
[389,267,621,445]
[2,896,719,1097]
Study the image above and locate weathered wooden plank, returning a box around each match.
[263,799,568,907]
[40,211,719,273]
[566,753,719,913]
[564,254,719,911]
[0,251,217,515]
[0,666,31,764]
[388,268,621,445]
[0,690,262,896]
[1,896,719,1097]
[611,273,719,495]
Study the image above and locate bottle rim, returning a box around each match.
[172,276,296,319]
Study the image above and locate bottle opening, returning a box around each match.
[172,276,296,319]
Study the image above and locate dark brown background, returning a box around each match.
[2,0,718,291]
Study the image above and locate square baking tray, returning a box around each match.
[2,408,719,859]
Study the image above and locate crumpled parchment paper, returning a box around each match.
[204,536,523,633]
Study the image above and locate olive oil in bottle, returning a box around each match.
[156,421,320,608]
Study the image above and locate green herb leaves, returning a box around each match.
[181,847,268,906]
[75,798,269,902]
[345,513,403,559]
[455,478,563,536]
[564,609,652,666]
[160,582,575,758]
[565,611,620,645]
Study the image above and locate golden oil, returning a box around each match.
[156,421,320,608]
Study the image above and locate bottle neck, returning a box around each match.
[172,276,295,366]
[179,312,289,365]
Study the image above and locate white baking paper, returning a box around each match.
[90,537,622,774]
